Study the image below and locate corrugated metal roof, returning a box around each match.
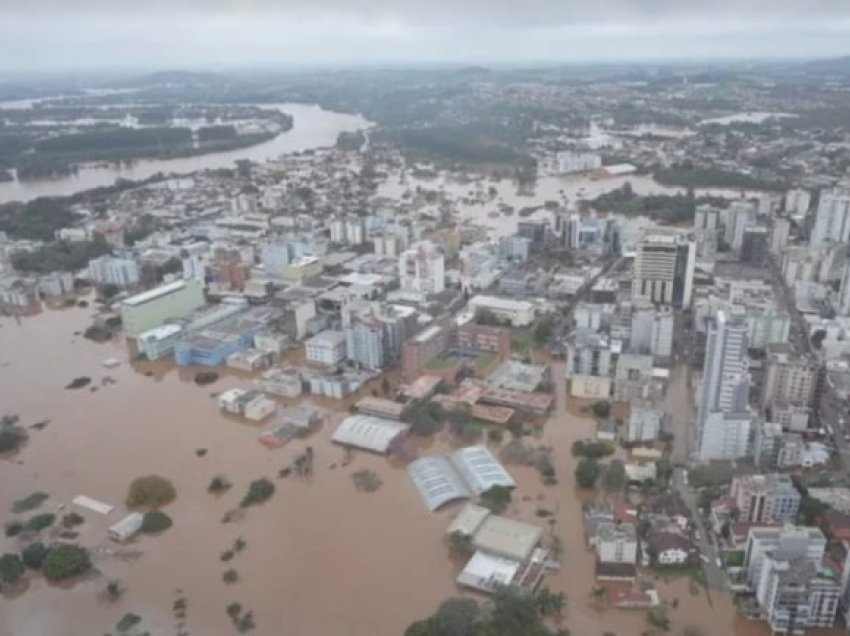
[408,456,471,512]
[331,415,409,454]
[451,446,516,495]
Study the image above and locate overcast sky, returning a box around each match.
[3,0,850,72]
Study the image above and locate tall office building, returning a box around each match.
[631,230,695,308]
[838,261,850,317]
[725,200,757,251]
[810,187,850,249]
[399,241,445,295]
[697,310,752,460]
[785,188,811,216]
[770,218,790,255]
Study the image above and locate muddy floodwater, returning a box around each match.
[0,303,786,636]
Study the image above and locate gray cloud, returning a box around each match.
[2,0,850,71]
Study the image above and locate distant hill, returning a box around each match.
[135,70,222,87]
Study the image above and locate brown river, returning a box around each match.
[0,300,807,636]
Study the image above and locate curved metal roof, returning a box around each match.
[450,446,516,496]
[407,456,471,512]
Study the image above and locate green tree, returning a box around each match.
[21,542,47,569]
[42,543,92,581]
[141,510,173,534]
[240,478,275,507]
[602,459,627,492]
[533,315,556,344]
[480,485,512,514]
[0,553,25,588]
[591,401,611,418]
[126,475,176,509]
[534,587,567,619]
[575,458,601,489]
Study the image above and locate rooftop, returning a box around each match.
[331,415,409,454]
[473,515,544,561]
[122,280,189,307]
[469,294,534,312]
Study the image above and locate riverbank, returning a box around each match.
[0,104,371,204]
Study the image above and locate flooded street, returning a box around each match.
[376,170,765,240]
[0,302,781,636]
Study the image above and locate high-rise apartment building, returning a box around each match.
[398,241,445,295]
[761,343,818,409]
[697,310,752,460]
[810,187,850,249]
[730,474,801,524]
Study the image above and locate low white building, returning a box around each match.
[305,330,346,366]
[108,512,144,542]
[596,522,638,564]
[627,406,664,442]
[468,295,535,327]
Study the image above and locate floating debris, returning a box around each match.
[29,420,50,431]
[65,377,91,390]
[102,358,120,369]
[194,371,219,386]
[352,469,383,493]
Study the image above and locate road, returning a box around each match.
[672,467,728,592]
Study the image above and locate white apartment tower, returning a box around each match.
[697,310,752,460]
[770,218,790,255]
[810,187,850,249]
[398,241,445,295]
[838,261,850,317]
[632,230,695,308]
[785,189,811,216]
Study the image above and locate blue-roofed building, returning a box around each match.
[174,306,277,366]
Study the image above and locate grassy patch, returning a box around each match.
[721,550,745,568]
[424,356,457,371]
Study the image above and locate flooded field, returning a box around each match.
[0,300,794,636]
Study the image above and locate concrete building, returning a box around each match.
[754,421,806,470]
[694,204,720,258]
[744,525,837,634]
[344,303,417,371]
[614,352,655,401]
[629,306,675,360]
[305,330,347,366]
[741,227,769,267]
[173,306,276,367]
[771,218,791,255]
[697,410,754,462]
[785,189,811,216]
[567,331,612,378]
[88,255,140,287]
[837,261,850,317]
[632,229,695,308]
[468,295,535,327]
[596,522,638,564]
[399,240,445,295]
[761,344,818,409]
[726,200,758,251]
[120,279,205,338]
[627,405,664,442]
[697,309,750,432]
[137,324,184,360]
[553,150,602,174]
[731,474,801,524]
[810,187,850,249]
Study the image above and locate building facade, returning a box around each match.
[632,229,695,308]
